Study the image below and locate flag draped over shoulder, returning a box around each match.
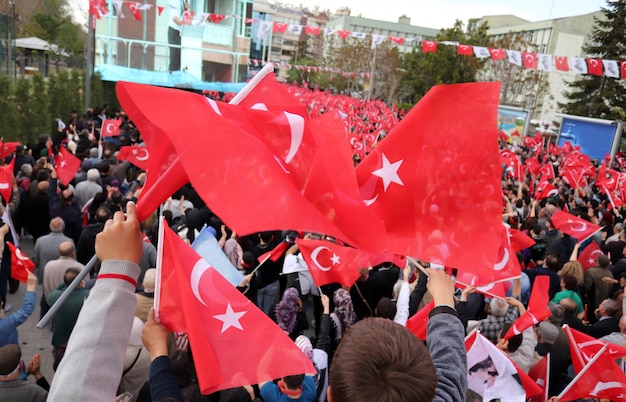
[156,223,315,394]
[355,82,503,272]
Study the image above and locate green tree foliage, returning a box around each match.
[0,75,20,139]
[401,20,490,104]
[477,32,551,117]
[559,1,626,119]
[13,77,32,143]
[30,73,50,138]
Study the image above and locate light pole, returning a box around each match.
[10,1,15,82]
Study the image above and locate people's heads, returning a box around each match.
[620,273,626,288]
[547,302,565,325]
[333,288,356,330]
[19,163,32,178]
[87,168,100,182]
[375,297,397,320]
[110,191,122,205]
[597,299,617,318]
[329,318,437,402]
[258,231,274,244]
[275,288,300,333]
[142,269,156,294]
[544,254,559,271]
[37,180,49,193]
[489,298,509,317]
[536,321,559,345]
[59,241,75,258]
[0,344,21,379]
[50,217,65,233]
[498,323,523,352]
[95,207,111,224]
[62,188,74,203]
[63,267,82,287]
[597,254,610,268]
[282,374,305,391]
[559,298,578,315]
[559,261,583,284]
[560,273,578,291]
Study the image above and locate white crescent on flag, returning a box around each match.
[310,246,332,271]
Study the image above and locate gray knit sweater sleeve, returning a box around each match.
[427,312,467,402]
[48,260,141,401]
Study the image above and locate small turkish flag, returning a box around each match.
[6,241,34,283]
[422,40,437,53]
[564,324,626,372]
[508,227,535,252]
[534,181,558,200]
[0,141,20,159]
[0,164,13,204]
[156,5,164,16]
[337,30,350,40]
[490,48,506,60]
[156,223,316,394]
[577,242,603,271]
[621,61,626,79]
[457,44,473,55]
[296,238,366,288]
[272,22,287,33]
[258,241,289,263]
[117,146,149,171]
[389,36,404,45]
[525,157,541,175]
[528,354,550,402]
[455,278,506,299]
[406,300,434,340]
[126,1,141,20]
[504,276,551,339]
[551,210,601,242]
[209,13,225,24]
[587,58,603,76]
[555,56,569,72]
[101,118,122,137]
[522,52,538,69]
[305,26,320,35]
[538,163,555,180]
[54,146,81,186]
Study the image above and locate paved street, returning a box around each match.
[4,235,56,384]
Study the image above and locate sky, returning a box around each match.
[300,0,608,30]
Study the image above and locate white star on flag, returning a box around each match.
[213,303,247,333]
[588,258,594,264]
[372,153,404,191]
[132,149,138,155]
[330,254,340,265]
[61,161,66,167]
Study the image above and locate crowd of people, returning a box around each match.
[0,92,624,402]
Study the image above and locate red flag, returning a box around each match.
[561,168,582,189]
[466,330,543,401]
[272,22,288,33]
[587,58,603,76]
[117,146,149,171]
[368,251,405,269]
[455,278,506,299]
[156,223,315,394]
[534,181,558,200]
[525,157,541,175]
[0,141,20,159]
[422,40,437,53]
[258,241,289,263]
[304,26,320,35]
[0,164,13,203]
[622,61,626,79]
[126,2,141,20]
[558,343,626,401]
[538,163,555,180]
[551,210,601,242]
[490,48,506,60]
[564,325,626,373]
[6,241,34,283]
[337,30,350,40]
[555,56,569,72]
[528,354,550,402]
[208,13,225,24]
[406,300,434,340]
[504,276,551,339]
[54,146,81,186]
[508,228,535,252]
[296,238,365,288]
[101,118,122,137]
[577,242,604,271]
[355,82,502,272]
[156,5,164,15]
[522,52,538,69]
[388,36,404,45]
[457,44,473,56]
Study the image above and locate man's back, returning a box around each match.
[33,232,72,284]
[47,287,90,347]
[583,267,613,312]
[43,258,85,297]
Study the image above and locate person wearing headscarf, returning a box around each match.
[269,287,308,340]
[329,288,357,359]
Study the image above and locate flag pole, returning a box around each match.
[36,254,97,329]
[557,343,608,399]
[406,256,429,277]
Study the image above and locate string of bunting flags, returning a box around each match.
[249,59,372,79]
[89,0,626,79]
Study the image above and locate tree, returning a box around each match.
[559,0,626,120]
[477,32,551,117]
[401,19,490,104]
